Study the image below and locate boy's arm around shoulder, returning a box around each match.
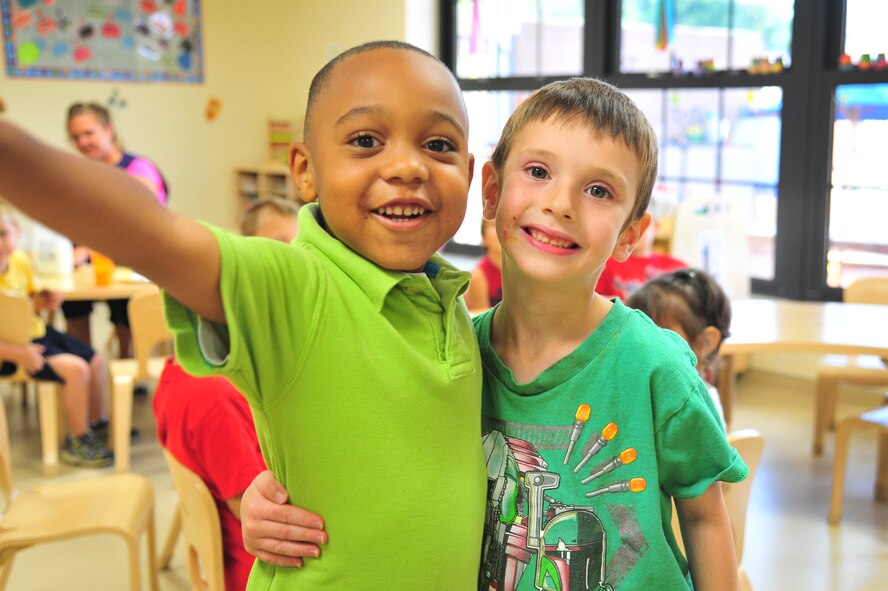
[0,119,224,323]
[674,483,738,591]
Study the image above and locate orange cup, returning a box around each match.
[90,250,115,286]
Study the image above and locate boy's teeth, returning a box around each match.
[376,206,426,217]
[530,229,573,248]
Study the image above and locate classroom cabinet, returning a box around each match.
[234,164,297,212]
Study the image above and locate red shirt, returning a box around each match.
[597,253,687,301]
[153,358,266,591]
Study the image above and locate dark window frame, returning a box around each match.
[440,0,888,301]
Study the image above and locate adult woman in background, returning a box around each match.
[63,102,168,358]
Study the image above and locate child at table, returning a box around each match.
[239,197,301,244]
[0,40,483,589]
[0,205,113,467]
[242,78,747,590]
[627,267,731,429]
[464,217,503,311]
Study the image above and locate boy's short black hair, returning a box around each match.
[490,78,658,227]
[303,40,455,142]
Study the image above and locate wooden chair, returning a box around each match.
[161,448,225,591]
[828,405,888,524]
[108,291,172,472]
[0,395,158,590]
[0,291,64,475]
[672,429,765,591]
[812,277,888,456]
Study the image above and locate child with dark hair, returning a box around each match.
[626,267,731,428]
[464,217,502,311]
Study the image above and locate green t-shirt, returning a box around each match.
[165,204,486,590]
[474,301,747,591]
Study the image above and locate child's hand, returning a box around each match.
[22,344,45,373]
[34,289,63,311]
[241,470,328,567]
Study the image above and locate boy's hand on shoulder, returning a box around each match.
[241,470,328,567]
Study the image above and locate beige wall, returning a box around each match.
[1,0,415,230]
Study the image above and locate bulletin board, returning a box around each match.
[1,0,203,82]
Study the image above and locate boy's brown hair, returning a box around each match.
[490,78,658,227]
[240,197,302,237]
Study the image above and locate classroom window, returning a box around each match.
[843,0,888,60]
[619,0,793,74]
[827,84,888,288]
[454,0,584,79]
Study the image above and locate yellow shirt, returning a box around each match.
[0,251,45,339]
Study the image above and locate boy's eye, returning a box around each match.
[350,135,380,149]
[587,185,610,199]
[425,139,455,153]
[528,166,548,179]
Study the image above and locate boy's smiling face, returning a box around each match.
[482,117,650,287]
[291,48,473,272]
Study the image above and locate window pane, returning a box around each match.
[664,89,719,180]
[844,0,888,59]
[453,90,530,246]
[455,0,583,79]
[828,84,888,287]
[620,0,792,74]
[721,87,782,184]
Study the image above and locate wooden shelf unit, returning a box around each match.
[234,163,297,212]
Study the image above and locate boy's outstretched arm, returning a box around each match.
[0,120,224,323]
[675,482,739,591]
[241,470,328,567]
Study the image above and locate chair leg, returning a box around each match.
[813,374,839,456]
[127,534,141,591]
[876,431,888,503]
[0,550,16,591]
[112,374,135,473]
[147,506,159,591]
[829,417,857,524]
[36,383,59,476]
[159,505,181,570]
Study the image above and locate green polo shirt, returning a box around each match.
[164,204,485,590]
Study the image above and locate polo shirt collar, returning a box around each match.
[295,203,468,311]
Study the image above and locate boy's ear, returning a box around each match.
[611,212,652,262]
[289,142,317,203]
[696,325,722,361]
[480,161,500,221]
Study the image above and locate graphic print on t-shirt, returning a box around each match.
[480,405,649,591]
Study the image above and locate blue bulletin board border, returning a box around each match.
[2,0,204,83]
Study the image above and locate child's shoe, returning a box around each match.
[89,417,140,443]
[62,431,114,468]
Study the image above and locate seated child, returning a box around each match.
[239,197,301,244]
[464,217,503,311]
[153,199,317,591]
[0,40,484,589]
[626,267,731,429]
[596,202,686,300]
[240,78,747,589]
[0,205,113,467]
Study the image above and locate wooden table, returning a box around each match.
[37,265,159,301]
[719,299,888,425]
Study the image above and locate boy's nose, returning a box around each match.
[541,183,575,220]
[379,145,429,184]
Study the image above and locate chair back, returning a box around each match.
[670,196,751,299]
[161,448,225,591]
[723,429,765,564]
[844,277,888,305]
[0,291,34,382]
[128,291,173,380]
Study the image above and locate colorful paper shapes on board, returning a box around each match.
[139,0,157,14]
[173,21,189,37]
[17,42,41,66]
[52,41,69,57]
[13,10,33,29]
[205,98,222,122]
[72,45,92,63]
[18,0,39,9]
[103,16,121,39]
[178,51,191,70]
[36,10,58,35]
[79,23,95,40]
[55,7,71,31]
[174,0,186,17]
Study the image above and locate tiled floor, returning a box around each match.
[1,369,887,590]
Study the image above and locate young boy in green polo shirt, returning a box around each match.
[0,41,484,590]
